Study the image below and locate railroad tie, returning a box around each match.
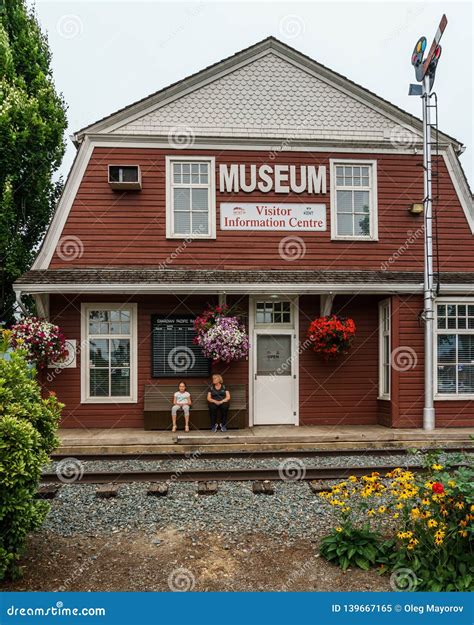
[197,481,218,495]
[252,480,274,495]
[36,484,61,500]
[96,484,119,498]
[147,483,169,497]
[308,480,326,494]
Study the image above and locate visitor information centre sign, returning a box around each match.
[220,203,327,231]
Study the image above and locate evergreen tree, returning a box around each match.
[0,0,67,324]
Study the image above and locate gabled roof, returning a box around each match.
[72,36,463,150]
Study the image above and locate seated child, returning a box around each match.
[171,381,192,432]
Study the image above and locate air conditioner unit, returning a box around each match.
[108,165,142,190]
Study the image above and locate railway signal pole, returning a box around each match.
[409,15,447,431]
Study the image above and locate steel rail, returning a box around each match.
[50,446,472,462]
[41,462,466,485]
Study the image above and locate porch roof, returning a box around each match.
[14,268,474,295]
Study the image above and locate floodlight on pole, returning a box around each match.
[409,14,447,431]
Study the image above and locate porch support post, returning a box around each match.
[218,293,227,307]
[320,293,335,317]
[33,294,50,320]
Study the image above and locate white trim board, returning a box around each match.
[80,302,138,404]
[32,137,94,270]
[17,281,429,295]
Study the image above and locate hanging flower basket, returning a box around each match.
[307,315,356,360]
[194,304,249,364]
[10,316,68,369]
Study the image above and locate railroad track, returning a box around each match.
[50,446,472,462]
[41,462,467,485]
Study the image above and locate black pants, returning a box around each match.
[208,402,229,427]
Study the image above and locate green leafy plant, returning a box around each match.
[0,332,63,580]
[0,0,67,323]
[318,454,474,591]
[320,524,390,571]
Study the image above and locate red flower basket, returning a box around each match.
[307,315,356,360]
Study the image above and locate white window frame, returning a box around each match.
[165,156,216,239]
[330,159,378,241]
[378,299,391,400]
[81,303,138,404]
[254,299,293,328]
[434,297,474,400]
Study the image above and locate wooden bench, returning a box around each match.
[143,384,247,430]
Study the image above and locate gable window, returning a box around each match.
[330,160,377,240]
[81,304,137,403]
[378,299,391,399]
[166,156,216,239]
[435,301,474,398]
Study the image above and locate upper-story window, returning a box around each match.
[330,159,378,241]
[166,156,216,239]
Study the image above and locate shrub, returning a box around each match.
[0,333,63,580]
[318,454,474,591]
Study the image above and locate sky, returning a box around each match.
[31,0,473,186]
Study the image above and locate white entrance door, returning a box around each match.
[253,331,295,425]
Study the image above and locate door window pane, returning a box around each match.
[256,335,292,376]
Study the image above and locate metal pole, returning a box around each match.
[422,74,435,430]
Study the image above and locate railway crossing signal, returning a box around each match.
[409,15,448,431]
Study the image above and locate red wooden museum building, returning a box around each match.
[15,38,474,431]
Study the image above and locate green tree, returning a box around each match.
[0,0,67,325]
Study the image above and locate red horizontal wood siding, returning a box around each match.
[49,147,474,272]
[47,292,472,428]
[298,295,381,426]
[48,293,248,429]
[394,295,474,428]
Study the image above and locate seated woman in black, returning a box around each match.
[207,374,231,432]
